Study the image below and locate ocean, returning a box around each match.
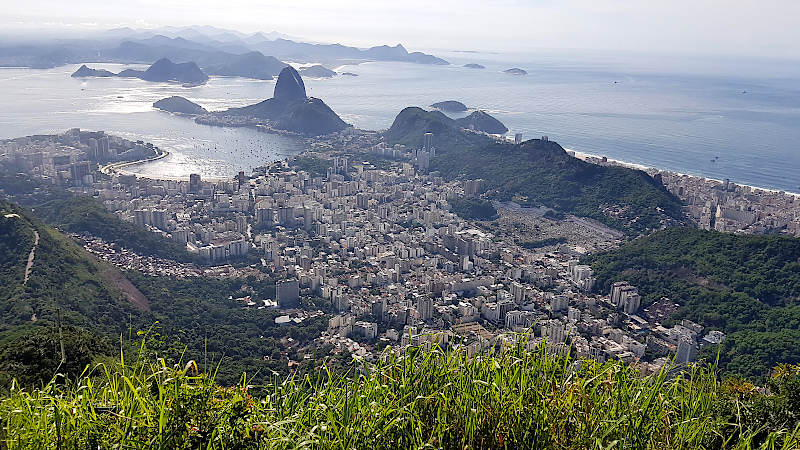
[1,49,798,191]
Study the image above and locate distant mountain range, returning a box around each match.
[0,25,449,77]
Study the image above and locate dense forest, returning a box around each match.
[587,227,800,378]
[383,107,688,235]
[125,272,330,386]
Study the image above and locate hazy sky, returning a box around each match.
[4,0,800,59]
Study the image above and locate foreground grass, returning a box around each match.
[2,344,800,449]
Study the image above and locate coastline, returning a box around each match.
[569,149,800,198]
[100,148,170,177]
[99,149,232,182]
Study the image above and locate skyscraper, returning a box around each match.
[423,132,435,157]
[276,279,300,307]
[675,337,697,364]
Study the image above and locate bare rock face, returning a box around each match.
[273,66,306,101]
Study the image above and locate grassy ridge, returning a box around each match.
[3,343,800,449]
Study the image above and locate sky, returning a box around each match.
[3,0,800,59]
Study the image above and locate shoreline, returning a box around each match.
[569,149,800,198]
[100,149,226,182]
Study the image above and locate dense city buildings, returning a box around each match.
[1,129,745,371]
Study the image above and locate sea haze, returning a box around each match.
[1,51,799,192]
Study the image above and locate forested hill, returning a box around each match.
[0,199,138,342]
[0,199,330,387]
[586,227,800,378]
[35,196,198,263]
[383,107,688,234]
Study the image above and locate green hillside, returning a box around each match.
[0,199,328,387]
[0,199,138,338]
[0,199,136,385]
[587,227,800,378]
[34,196,197,263]
[124,272,330,386]
[383,107,688,234]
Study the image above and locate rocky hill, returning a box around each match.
[71,58,209,85]
[383,107,687,234]
[454,110,508,134]
[153,96,208,115]
[386,106,508,137]
[299,65,336,78]
[71,65,115,77]
[139,58,209,85]
[430,101,468,112]
[219,66,348,135]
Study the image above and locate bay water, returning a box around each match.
[1,50,798,192]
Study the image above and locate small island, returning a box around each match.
[71,65,116,78]
[430,101,468,112]
[341,72,359,77]
[153,96,208,115]
[504,68,528,75]
[463,63,486,69]
[299,65,336,78]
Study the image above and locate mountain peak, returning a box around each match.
[273,66,306,101]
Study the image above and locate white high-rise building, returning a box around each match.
[416,296,434,321]
[675,337,697,364]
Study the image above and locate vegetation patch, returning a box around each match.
[34,196,197,263]
[448,196,497,220]
[587,227,800,378]
[2,343,800,449]
[291,155,331,176]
